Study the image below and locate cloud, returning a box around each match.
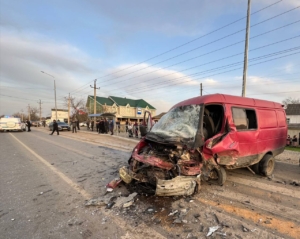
[282,63,295,73]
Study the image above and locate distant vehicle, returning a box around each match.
[0,117,26,132]
[49,122,70,131]
[79,122,87,127]
[31,121,41,127]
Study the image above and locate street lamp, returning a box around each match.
[41,71,57,120]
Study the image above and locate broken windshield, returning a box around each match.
[148,105,201,143]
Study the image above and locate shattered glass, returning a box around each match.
[148,105,201,143]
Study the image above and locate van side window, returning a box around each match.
[232,107,257,130]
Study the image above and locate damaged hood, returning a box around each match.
[146,105,202,147]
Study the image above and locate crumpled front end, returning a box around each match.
[119,139,202,196]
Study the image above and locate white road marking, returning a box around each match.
[10,133,166,239]
[10,133,92,199]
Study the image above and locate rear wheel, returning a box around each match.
[260,154,275,177]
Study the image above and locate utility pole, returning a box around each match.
[242,0,251,97]
[68,93,71,125]
[54,80,57,120]
[200,83,203,96]
[41,71,57,120]
[21,109,24,122]
[28,104,31,121]
[38,99,42,123]
[90,79,100,121]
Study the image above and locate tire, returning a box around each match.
[251,163,260,174]
[210,167,227,186]
[259,154,275,177]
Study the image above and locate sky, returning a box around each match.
[0,0,299,117]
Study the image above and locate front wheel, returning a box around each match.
[260,154,275,177]
[210,167,226,186]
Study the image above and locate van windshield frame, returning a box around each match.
[147,104,201,145]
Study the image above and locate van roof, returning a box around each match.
[171,93,283,109]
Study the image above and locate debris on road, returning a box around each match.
[114,192,137,208]
[206,225,219,236]
[106,178,122,189]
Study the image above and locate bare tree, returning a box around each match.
[64,96,88,122]
[282,97,300,108]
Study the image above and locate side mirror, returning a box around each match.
[140,111,153,136]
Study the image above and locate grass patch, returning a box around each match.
[285,146,300,152]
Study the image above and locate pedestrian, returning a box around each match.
[91,120,94,131]
[109,119,114,135]
[128,122,133,137]
[100,118,105,133]
[26,119,31,132]
[50,119,59,135]
[287,135,291,146]
[72,119,77,133]
[76,119,80,130]
[292,135,298,146]
[96,119,100,133]
[104,118,109,134]
[87,120,90,130]
[116,120,120,133]
[42,120,46,127]
[125,120,128,132]
[134,121,139,138]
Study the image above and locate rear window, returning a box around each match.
[0,118,20,123]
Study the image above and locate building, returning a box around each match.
[285,104,300,145]
[86,96,156,122]
[50,109,68,122]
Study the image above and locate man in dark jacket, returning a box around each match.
[26,119,31,132]
[72,119,77,133]
[104,118,109,134]
[50,120,59,135]
[91,120,94,131]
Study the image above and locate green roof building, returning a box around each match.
[86,95,156,121]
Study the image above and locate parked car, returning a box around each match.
[119,93,287,196]
[49,121,70,131]
[0,117,26,132]
[31,121,41,127]
[79,122,87,127]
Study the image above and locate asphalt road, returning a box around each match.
[0,129,164,239]
[1,128,299,239]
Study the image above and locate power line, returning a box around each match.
[63,20,300,99]
[99,6,300,85]
[0,94,65,103]
[148,76,300,102]
[94,0,283,81]
[110,33,300,93]
[125,50,300,96]
[117,45,300,94]
[60,0,284,97]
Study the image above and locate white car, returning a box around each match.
[79,122,87,127]
[0,117,26,132]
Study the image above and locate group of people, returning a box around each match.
[47,118,150,138]
[126,120,140,138]
[287,135,298,146]
[86,118,115,135]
